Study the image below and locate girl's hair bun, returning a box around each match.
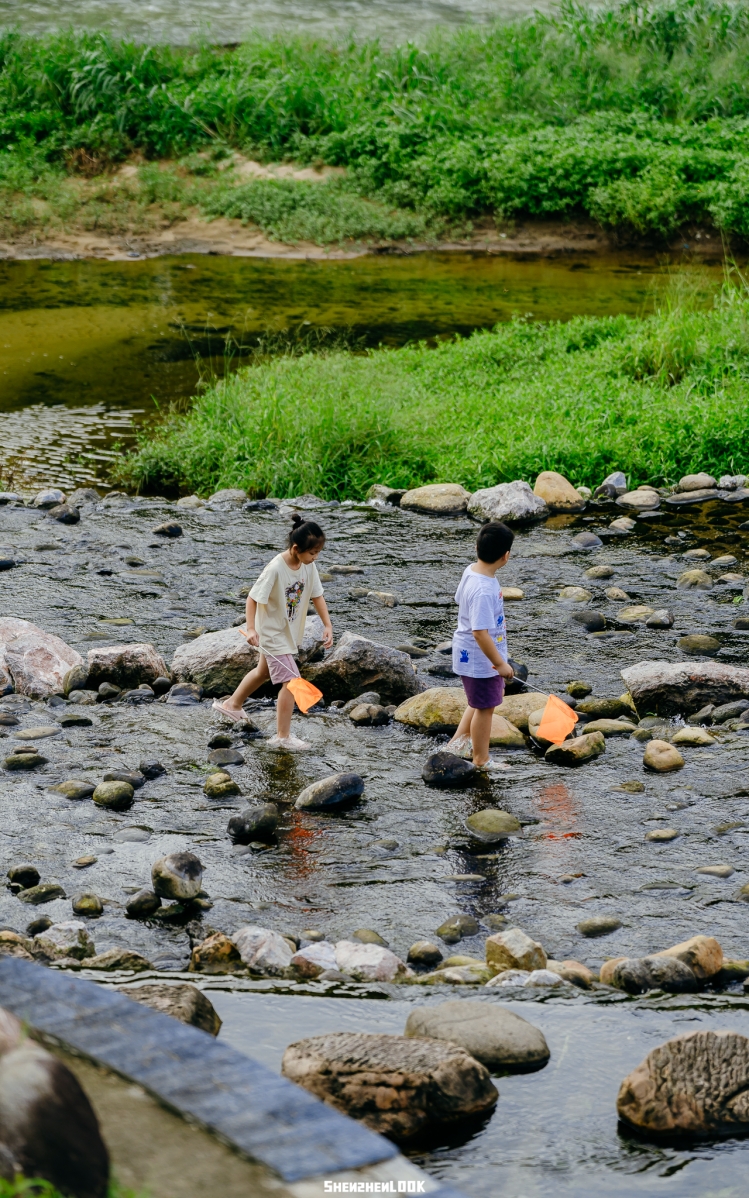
[288,513,326,552]
[290,512,304,529]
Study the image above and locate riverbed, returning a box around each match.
[1,488,749,1194]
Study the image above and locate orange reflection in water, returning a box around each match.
[534,783,580,837]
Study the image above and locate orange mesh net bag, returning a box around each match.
[535,694,578,745]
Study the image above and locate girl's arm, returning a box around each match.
[240,596,260,647]
[473,629,514,679]
[312,595,334,647]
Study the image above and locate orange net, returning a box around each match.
[287,676,323,713]
[535,694,578,745]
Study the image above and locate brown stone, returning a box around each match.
[189,932,243,974]
[617,1030,749,1136]
[281,1032,497,1141]
[86,642,169,690]
[400,484,470,516]
[653,935,723,980]
[545,731,605,766]
[600,957,628,985]
[121,983,222,1035]
[485,927,546,973]
[494,692,548,733]
[643,740,684,772]
[533,471,586,512]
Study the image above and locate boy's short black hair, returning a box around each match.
[476,520,514,562]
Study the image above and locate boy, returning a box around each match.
[448,520,515,769]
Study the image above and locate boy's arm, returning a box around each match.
[473,629,514,679]
[312,595,334,647]
[240,597,260,647]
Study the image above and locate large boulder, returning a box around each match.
[400,484,470,515]
[617,1030,749,1137]
[467,481,547,524]
[281,1032,498,1141]
[405,1000,550,1072]
[394,687,467,733]
[494,691,548,733]
[171,626,258,697]
[0,617,82,698]
[86,643,168,690]
[304,631,421,704]
[533,471,586,512]
[622,660,749,717]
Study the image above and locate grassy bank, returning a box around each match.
[4,0,749,243]
[119,274,749,499]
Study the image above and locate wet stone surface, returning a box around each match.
[1,493,749,976]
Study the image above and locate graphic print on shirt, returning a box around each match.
[285,579,305,622]
[460,649,470,663]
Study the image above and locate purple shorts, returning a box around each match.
[461,673,505,710]
[264,653,301,684]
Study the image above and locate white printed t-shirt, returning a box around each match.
[452,565,507,678]
[249,554,324,657]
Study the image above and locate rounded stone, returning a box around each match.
[585,565,614,579]
[558,586,592,602]
[533,470,586,512]
[125,888,162,919]
[695,865,734,879]
[7,864,40,889]
[464,809,521,842]
[353,928,388,947]
[227,803,279,844]
[678,634,720,655]
[18,883,65,905]
[567,680,593,698]
[643,741,684,772]
[677,569,713,590]
[204,771,241,799]
[92,781,134,811]
[617,605,655,623]
[153,521,183,538]
[4,753,47,771]
[572,610,606,632]
[571,531,602,549]
[612,955,697,995]
[71,892,104,917]
[400,484,470,516]
[406,1000,550,1072]
[294,773,365,810]
[103,769,145,790]
[645,828,680,842]
[577,916,622,938]
[436,914,480,944]
[151,851,203,901]
[422,752,477,789]
[618,490,660,510]
[545,731,606,766]
[139,759,166,780]
[207,747,245,767]
[407,941,444,968]
[671,726,716,746]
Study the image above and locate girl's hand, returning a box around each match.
[322,623,333,648]
[496,660,515,680]
[241,627,260,648]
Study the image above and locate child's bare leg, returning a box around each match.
[470,706,494,766]
[220,656,270,714]
[276,682,295,738]
[448,704,474,747]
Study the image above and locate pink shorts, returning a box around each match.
[264,653,301,684]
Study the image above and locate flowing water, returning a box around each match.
[1,490,749,1194]
[0,252,724,492]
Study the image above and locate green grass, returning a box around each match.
[0,1179,143,1198]
[118,270,749,500]
[4,0,749,241]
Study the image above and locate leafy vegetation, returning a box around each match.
[119,270,749,498]
[3,0,749,241]
[0,1178,142,1198]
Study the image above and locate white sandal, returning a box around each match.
[212,700,244,723]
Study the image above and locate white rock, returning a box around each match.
[231,926,294,975]
[32,489,65,509]
[622,660,749,717]
[718,475,746,491]
[602,471,627,494]
[87,642,168,690]
[171,626,258,697]
[334,940,409,981]
[207,488,247,506]
[610,516,636,532]
[35,920,95,961]
[678,472,717,492]
[617,491,660,510]
[176,495,204,508]
[467,481,547,524]
[485,969,531,987]
[523,969,565,987]
[0,618,83,699]
[291,942,337,978]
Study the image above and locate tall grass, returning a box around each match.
[4,0,749,239]
[119,272,749,498]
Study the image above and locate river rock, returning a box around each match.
[334,941,408,981]
[8,864,40,890]
[465,809,521,841]
[485,927,546,973]
[366,484,407,505]
[394,687,467,733]
[166,681,203,705]
[18,883,65,905]
[671,726,716,746]
[678,472,717,491]
[422,751,476,788]
[645,828,679,842]
[125,888,162,918]
[653,935,723,979]
[611,955,697,994]
[714,699,749,722]
[86,643,168,690]
[4,751,48,770]
[204,771,241,798]
[407,942,444,969]
[123,983,221,1035]
[677,568,713,590]
[189,931,242,974]
[0,617,83,698]
[152,520,182,538]
[400,484,469,515]
[533,471,586,512]
[46,502,79,525]
[468,481,547,524]
[282,1031,497,1141]
[349,702,390,726]
[572,610,606,632]
[646,609,675,628]
[92,780,134,811]
[85,946,152,971]
[231,926,294,975]
[679,634,720,655]
[618,490,659,510]
[71,892,103,917]
[208,747,244,766]
[297,614,327,666]
[436,914,480,944]
[171,626,258,697]
[644,739,685,774]
[290,941,338,978]
[304,631,421,704]
[494,691,548,732]
[35,920,95,961]
[622,660,749,716]
[577,916,622,937]
[151,851,203,901]
[617,1029,749,1137]
[294,773,364,810]
[208,488,247,506]
[227,802,279,843]
[582,718,635,737]
[616,605,655,624]
[558,586,592,602]
[571,531,602,549]
[489,715,526,747]
[695,865,734,879]
[545,731,605,766]
[33,488,65,509]
[406,1000,550,1072]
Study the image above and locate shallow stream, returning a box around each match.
[1,490,749,1194]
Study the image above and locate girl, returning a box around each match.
[213,514,333,750]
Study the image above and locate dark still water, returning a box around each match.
[0,252,723,492]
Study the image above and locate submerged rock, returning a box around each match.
[282,1031,497,1141]
[467,481,547,524]
[171,627,258,697]
[618,1030,749,1138]
[122,983,221,1035]
[464,809,521,842]
[422,751,476,788]
[436,914,480,945]
[621,660,749,717]
[400,483,470,515]
[294,773,364,810]
[405,1000,550,1072]
[304,631,421,704]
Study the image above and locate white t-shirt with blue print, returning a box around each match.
[452,565,507,679]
